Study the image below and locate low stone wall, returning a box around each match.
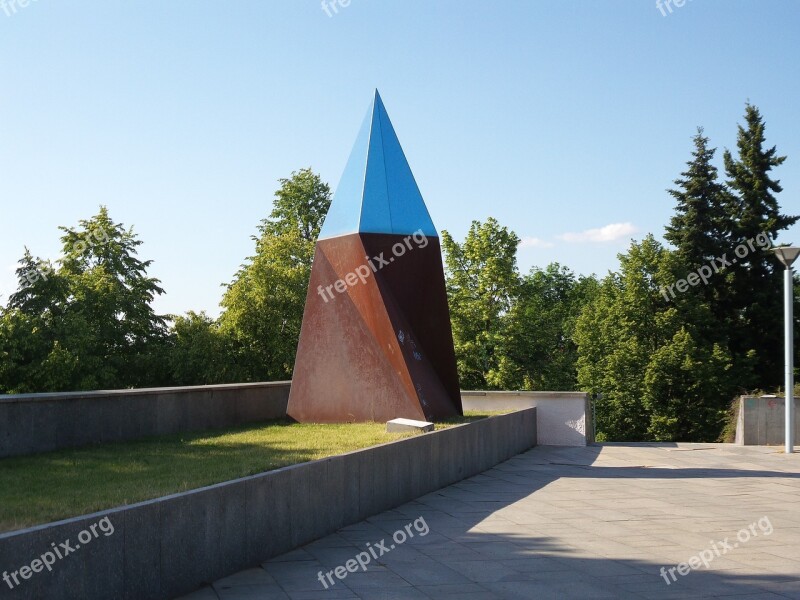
[735,395,800,446]
[461,390,592,446]
[0,383,589,457]
[0,382,292,458]
[0,408,537,600]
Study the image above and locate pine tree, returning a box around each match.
[662,128,743,383]
[664,128,731,281]
[723,104,798,389]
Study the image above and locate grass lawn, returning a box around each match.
[0,413,501,533]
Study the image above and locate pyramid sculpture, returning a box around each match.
[287,91,462,423]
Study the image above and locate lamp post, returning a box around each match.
[772,246,800,453]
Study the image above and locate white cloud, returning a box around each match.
[556,222,637,243]
[519,237,554,249]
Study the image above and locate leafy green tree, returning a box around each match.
[441,218,520,389]
[574,236,735,441]
[723,104,798,389]
[167,311,238,385]
[217,169,331,381]
[644,329,735,441]
[0,207,168,393]
[492,263,598,391]
[262,167,333,242]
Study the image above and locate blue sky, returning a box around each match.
[1,1,798,317]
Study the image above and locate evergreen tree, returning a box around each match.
[662,128,748,387]
[664,129,731,299]
[723,104,798,388]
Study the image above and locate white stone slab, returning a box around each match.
[386,418,434,433]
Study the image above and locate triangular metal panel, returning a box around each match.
[318,90,439,240]
[359,103,393,234]
[317,99,373,240]
[374,93,437,237]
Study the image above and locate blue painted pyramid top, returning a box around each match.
[319,91,438,240]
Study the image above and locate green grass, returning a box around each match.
[0,412,504,533]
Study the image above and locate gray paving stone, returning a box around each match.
[213,567,277,588]
[348,589,429,600]
[174,587,219,600]
[339,569,413,590]
[287,589,358,600]
[215,584,289,600]
[194,444,800,600]
[217,585,289,600]
[382,560,470,586]
[415,582,499,598]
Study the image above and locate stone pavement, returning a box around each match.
[178,443,800,599]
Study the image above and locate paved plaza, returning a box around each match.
[180,443,800,599]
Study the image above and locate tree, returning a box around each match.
[644,329,735,441]
[167,311,237,385]
[574,236,735,441]
[492,263,598,391]
[0,207,168,393]
[664,129,731,303]
[217,169,331,381]
[441,218,520,389]
[261,167,332,242]
[723,104,798,389]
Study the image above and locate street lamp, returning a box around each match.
[773,246,800,453]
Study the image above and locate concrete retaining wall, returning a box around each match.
[0,384,589,458]
[462,390,592,446]
[0,408,536,600]
[0,382,292,458]
[735,395,800,446]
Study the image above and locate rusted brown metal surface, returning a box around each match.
[287,233,462,423]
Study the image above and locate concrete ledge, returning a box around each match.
[462,390,591,446]
[735,395,800,446]
[0,408,536,600]
[0,382,292,457]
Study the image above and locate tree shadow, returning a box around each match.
[236,444,800,600]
